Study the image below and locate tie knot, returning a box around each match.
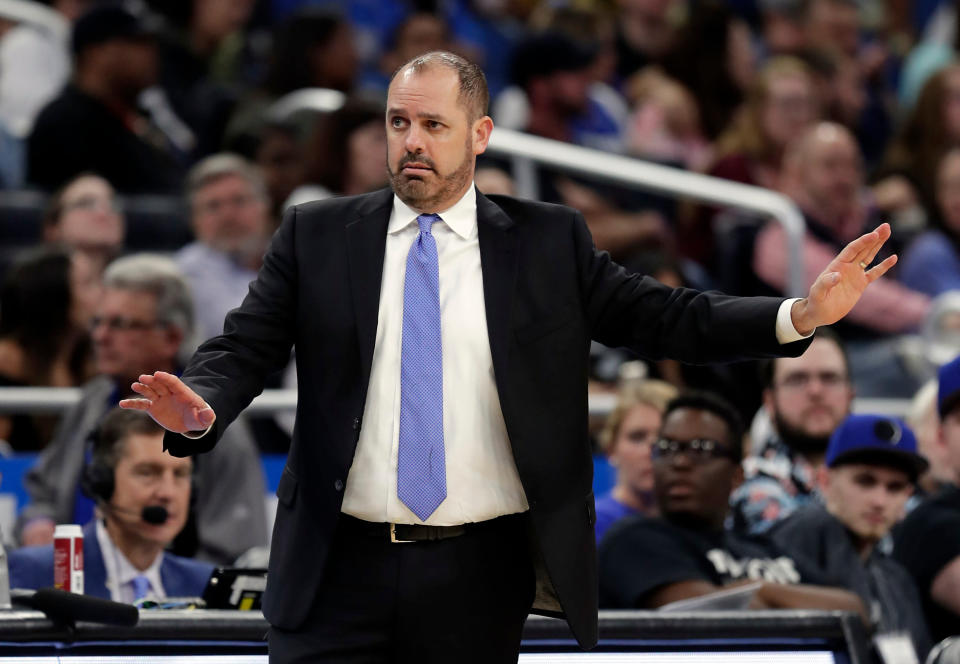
[131,575,151,601]
[417,213,441,235]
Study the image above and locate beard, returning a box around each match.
[774,410,832,456]
[388,138,474,212]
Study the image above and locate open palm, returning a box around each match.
[119,371,216,434]
[793,223,897,334]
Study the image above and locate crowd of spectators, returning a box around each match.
[2,0,960,658]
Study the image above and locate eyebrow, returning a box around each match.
[387,108,447,122]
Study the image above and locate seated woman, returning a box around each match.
[0,246,98,450]
[594,378,678,544]
[901,148,960,296]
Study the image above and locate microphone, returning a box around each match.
[13,588,139,626]
[141,505,168,525]
[100,502,169,525]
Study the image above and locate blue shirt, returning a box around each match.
[594,492,639,545]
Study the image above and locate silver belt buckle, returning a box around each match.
[389,523,415,543]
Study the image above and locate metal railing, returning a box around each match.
[0,387,910,418]
[485,128,807,297]
[264,90,808,296]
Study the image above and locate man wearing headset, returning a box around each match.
[9,408,213,602]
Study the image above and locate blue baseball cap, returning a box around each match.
[826,414,928,481]
[938,354,960,417]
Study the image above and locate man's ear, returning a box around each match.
[731,463,745,491]
[163,324,185,359]
[472,115,494,155]
[815,464,831,493]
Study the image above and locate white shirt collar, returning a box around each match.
[388,183,477,240]
[96,519,165,601]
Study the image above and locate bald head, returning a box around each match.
[389,51,489,123]
[783,122,863,227]
[786,122,858,166]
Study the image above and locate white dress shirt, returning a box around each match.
[191,186,811,521]
[340,187,812,526]
[341,185,529,525]
[96,519,165,604]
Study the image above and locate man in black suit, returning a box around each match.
[121,52,898,663]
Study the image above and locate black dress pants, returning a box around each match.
[268,513,536,664]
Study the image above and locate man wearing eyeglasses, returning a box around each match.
[731,328,853,534]
[598,391,866,617]
[16,253,268,567]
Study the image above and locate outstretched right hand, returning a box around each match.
[119,371,216,434]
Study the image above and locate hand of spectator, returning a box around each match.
[790,222,897,336]
[21,518,56,547]
[119,371,216,434]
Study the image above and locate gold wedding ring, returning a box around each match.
[858,261,868,270]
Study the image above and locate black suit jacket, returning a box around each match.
[164,187,811,647]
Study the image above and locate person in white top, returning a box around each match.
[122,51,900,663]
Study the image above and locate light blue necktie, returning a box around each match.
[131,575,151,601]
[397,213,446,521]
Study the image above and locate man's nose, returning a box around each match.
[404,125,425,153]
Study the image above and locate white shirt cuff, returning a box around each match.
[776,298,813,344]
[181,423,213,439]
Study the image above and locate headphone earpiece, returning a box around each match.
[80,457,115,503]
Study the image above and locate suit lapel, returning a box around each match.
[346,191,392,395]
[477,192,518,401]
[82,521,110,599]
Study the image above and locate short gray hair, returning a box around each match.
[186,153,268,206]
[103,254,195,358]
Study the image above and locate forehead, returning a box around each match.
[118,432,190,468]
[387,66,464,119]
[196,173,255,198]
[99,287,158,315]
[774,337,845,377]
[661,407,730,443]
[831,462,909,484]
[63,176,113,202]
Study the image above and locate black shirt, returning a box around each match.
[894,485,960,643]
[27,85,184,194]
[774,505,931,659]
[598,515,822,609]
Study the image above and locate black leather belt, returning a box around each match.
[339,513,513,543]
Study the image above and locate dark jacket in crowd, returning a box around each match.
[27,85,183,193]
[774,504,931,659]
[598,514,826,609]
[895,485,960,643]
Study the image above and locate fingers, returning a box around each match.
[838,223,890,267]
[119,398,153,411]
[866,254,897,281]
[853,222,891,267]
[152,371,205,406]
[131,371,170,398]
[130,381,160,401]
[836,229,877,263]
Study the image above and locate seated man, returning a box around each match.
[9,409,214,601]
[598,392,865,618]
[773,414,931,658]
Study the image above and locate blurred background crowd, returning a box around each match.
[2,0,960,658]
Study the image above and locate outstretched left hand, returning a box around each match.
[790,222,897,336]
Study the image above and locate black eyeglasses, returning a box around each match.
[90,315,168,332]
[651,437,737,463]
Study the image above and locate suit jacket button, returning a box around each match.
[352,417,360,430]
[334,479,344,492]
